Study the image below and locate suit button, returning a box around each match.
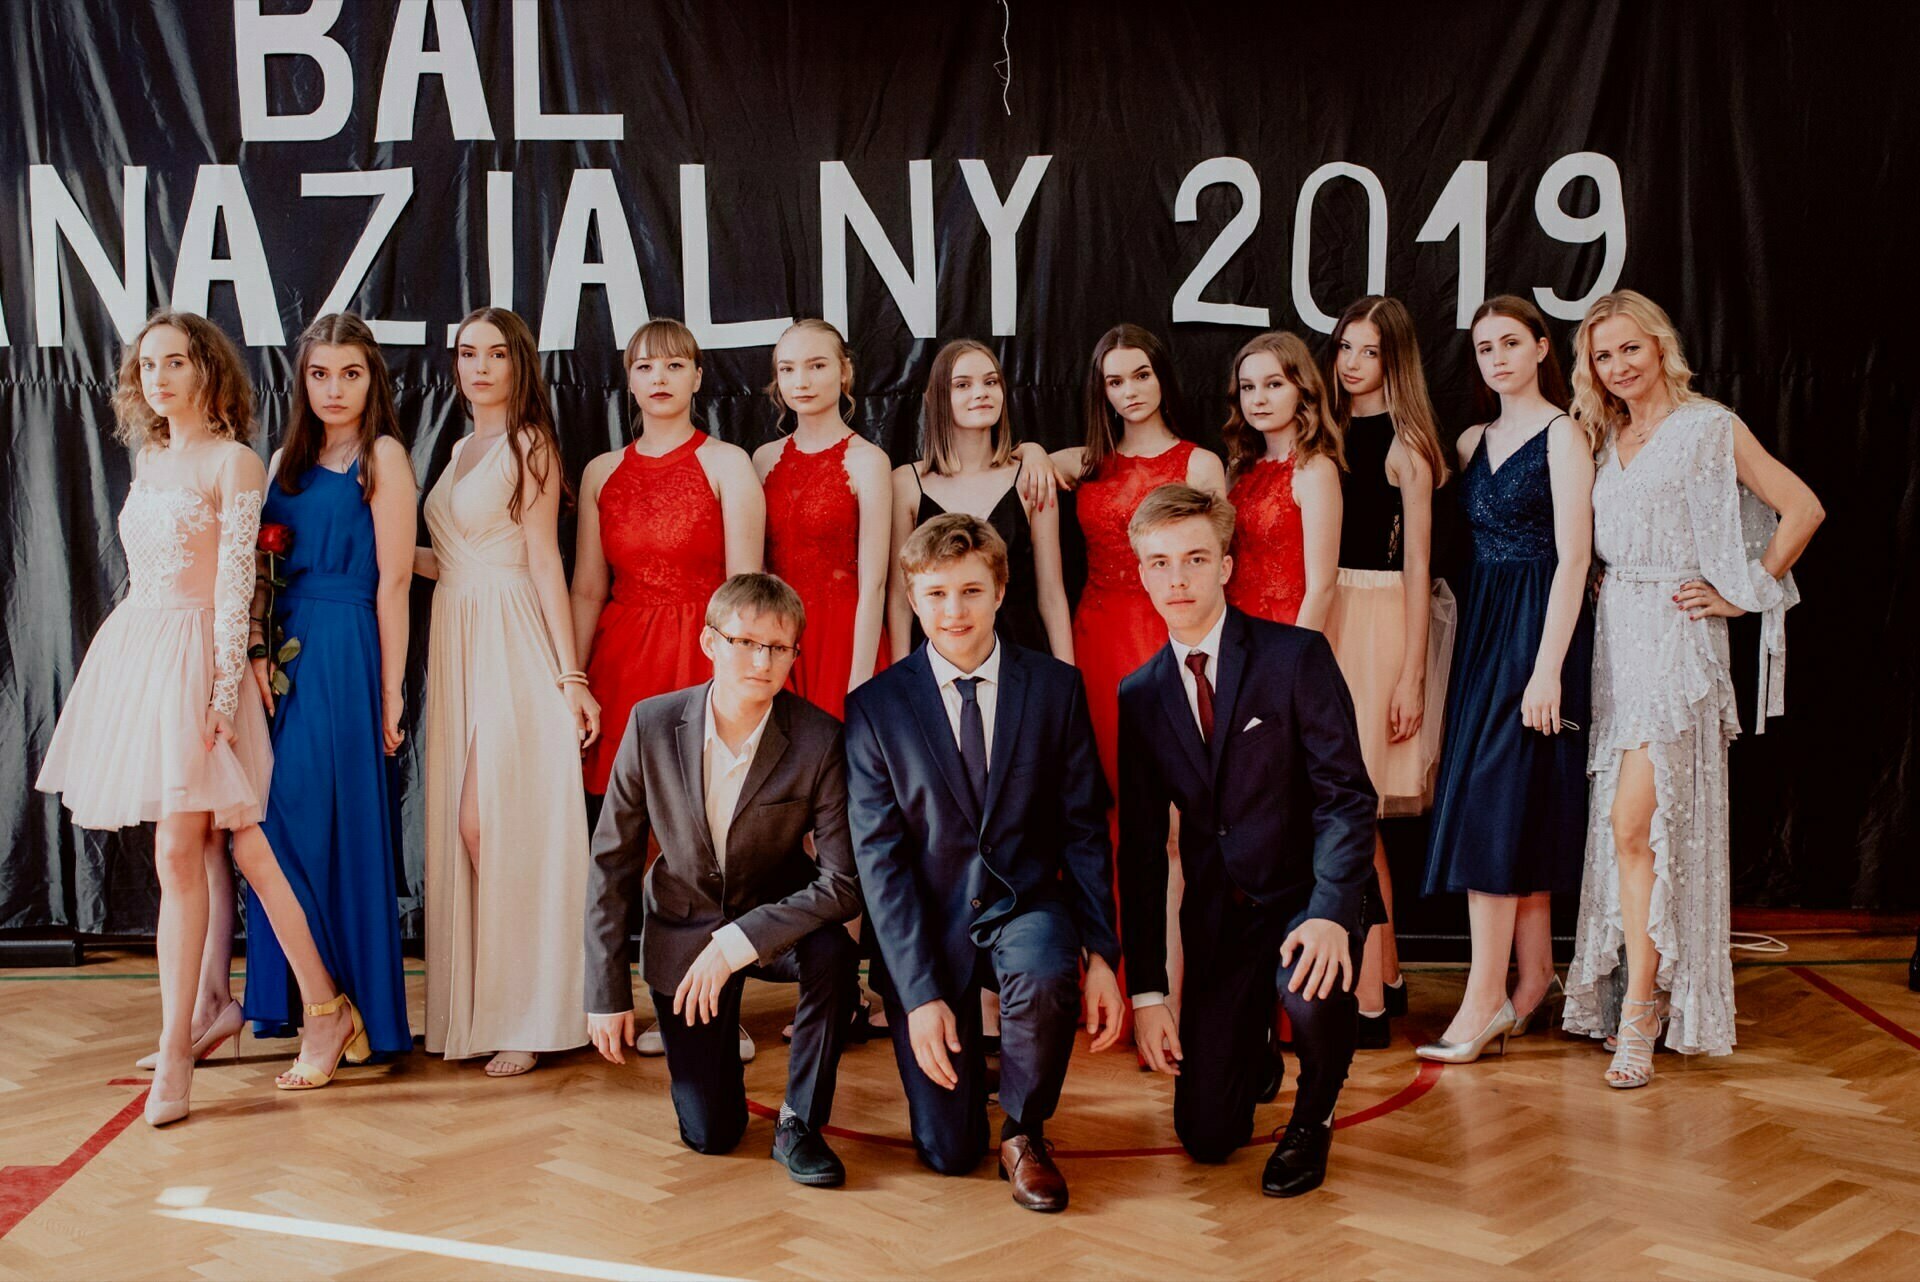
[981,843,993,857]
[1216,825,1228,837]
[970,898,982,909]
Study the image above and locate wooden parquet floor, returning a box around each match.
[3,934,1919,1280]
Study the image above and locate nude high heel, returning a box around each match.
[1415,999,1516,1064]
[144,1053,194,1127]
[137,999,242,1070]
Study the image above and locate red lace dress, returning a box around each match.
[1225,455,1307,625]
[1071,441,1196,791]
[762,434,887,721]
[581,433,727,793]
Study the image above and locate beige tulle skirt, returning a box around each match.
[36,603,272,831]
[1323,569,1456,817]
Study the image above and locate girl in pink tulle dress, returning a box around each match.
[39,312,370,1125]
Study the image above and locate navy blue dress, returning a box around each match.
[1422,427,1591,896]
[243,461,412,1055]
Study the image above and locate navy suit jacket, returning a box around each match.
[1117,607,1379,995]
[845,640,1119,1013]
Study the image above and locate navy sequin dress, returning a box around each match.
[1422,424,1592,896]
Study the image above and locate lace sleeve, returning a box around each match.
[210,465,266,718]
[1684,405,1798,732]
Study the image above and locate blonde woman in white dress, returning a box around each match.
[1563,291,1823,1087]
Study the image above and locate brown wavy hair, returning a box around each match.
[454,307,570,523]
[1323,296,1450,486]
[920,339,1017,477]
[1082,323,1190,482]
[279,312,405,502]
[113,310,255,449]
[765,318,856,428]
[1220,331,1343,482]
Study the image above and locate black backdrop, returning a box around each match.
[4,1,1915,936]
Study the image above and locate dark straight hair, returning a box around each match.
[1469,294,1570,419]
[1081,323,1189,482]
[280,312,405,501]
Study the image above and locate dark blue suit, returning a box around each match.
[846,639,1117,1174]
[1118,607,1379,1159]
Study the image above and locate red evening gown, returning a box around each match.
[1225,455,1307,625]
[1071,441,1196,793]
[581,433,728,794]
[763,434,887,721]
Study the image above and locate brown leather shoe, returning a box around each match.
[998,1135,1068,1212]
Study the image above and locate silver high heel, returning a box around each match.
[1415,999,1517,1064]
[1509,973,1566,1037]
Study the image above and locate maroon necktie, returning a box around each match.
[1184,650,1214,742]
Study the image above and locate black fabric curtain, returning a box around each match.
[3,1,1914,934]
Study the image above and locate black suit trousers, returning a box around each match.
[1172,878,1363,1163]
[651,924,859,1154]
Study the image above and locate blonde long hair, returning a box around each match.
[1323,296,1450,486]
[1570,290,1702,449]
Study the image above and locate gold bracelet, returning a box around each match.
[556,672,590,690]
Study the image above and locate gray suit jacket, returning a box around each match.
[584,684,861,1013]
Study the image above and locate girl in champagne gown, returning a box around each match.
[418,308,598,1076]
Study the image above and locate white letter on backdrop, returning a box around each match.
[820,160,936,339]
[538,169,647,351]
[30,165,148,346]
[233,0,352,142]
[512,0,623,140]
[1291,162,1388,334]
[679,165,792,350]
[376,0,495,142]
[959,155,1051,336]
[170,165,283,346]
[302,168,425,344]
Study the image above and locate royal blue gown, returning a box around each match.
[1422,426,1592,897]
[243,460,412,1055]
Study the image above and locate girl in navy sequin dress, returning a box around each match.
[1418,296,1595,1063]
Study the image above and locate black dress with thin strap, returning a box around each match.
[910,463,1050,655]
[1338,412,1404,571]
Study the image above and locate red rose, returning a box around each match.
[258,523,294,556]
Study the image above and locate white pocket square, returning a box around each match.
[1242,716,1264,732]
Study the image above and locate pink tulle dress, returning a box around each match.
[37,440,273,831]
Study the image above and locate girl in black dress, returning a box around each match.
[888,339,1073,661]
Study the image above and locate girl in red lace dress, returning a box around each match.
[573,319,765,799]
[1050,325,1226,793]
[754,320,892,721]
[1222,332,1343,629]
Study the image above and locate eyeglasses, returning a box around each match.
[708,626,800,662]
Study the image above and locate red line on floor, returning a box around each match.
[745,1057,1445,1159]
[0,1090,149,1239]
[1791,966,1920,1052]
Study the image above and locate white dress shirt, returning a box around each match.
[703,690,774,973]
[926,637,1002,760]
[1133,607,1226,1010]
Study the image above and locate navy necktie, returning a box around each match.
[954,676,988,807]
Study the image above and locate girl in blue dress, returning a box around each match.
[242,312,416,1063]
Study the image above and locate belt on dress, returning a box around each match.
[281,571,377,608]
[1605,564,1701,583]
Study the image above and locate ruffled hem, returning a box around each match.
[36,604,271,831]
[1563,726,1737,1056]
[1588,584,1741,768]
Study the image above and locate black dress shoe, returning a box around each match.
[772,1117,846,1187]
[1356,1011,1391,1050]
[1262,1121,1332,1198]
[1383,976,1408,1018]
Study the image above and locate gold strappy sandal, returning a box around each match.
[275,993,370,1091]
